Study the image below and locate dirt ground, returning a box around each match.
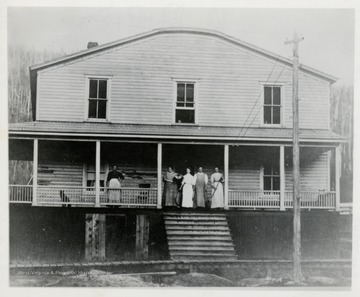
[9,269,351,287]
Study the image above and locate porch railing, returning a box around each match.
[284,191,336,209]
[37,186,96,205]
[229,190,336,209]
[9,185,158,207]
[100,187,158,207]
[10,185,335,209]
[9,185,33,203]
[228,191,280,208]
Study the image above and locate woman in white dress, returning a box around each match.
[181,168,195,208]
[210,167,224,209]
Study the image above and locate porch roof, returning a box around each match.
[9,121,346,143]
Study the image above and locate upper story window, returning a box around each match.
[175,82,196,124]
[263,85,282,125]
[88,78,108,119]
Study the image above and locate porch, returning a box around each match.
[9,139,341,211]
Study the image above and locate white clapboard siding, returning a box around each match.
[285,152,329,191]
[228,167,260,191]
[38,163,83,186]
[117,166,158,189]
[37,33,329,129]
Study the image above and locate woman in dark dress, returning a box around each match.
[163,167,178,206]
[173,173,183,207]
[106,165,124,203]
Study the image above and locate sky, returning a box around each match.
[7,7,355,86]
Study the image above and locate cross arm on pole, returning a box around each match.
[284,36,304,45]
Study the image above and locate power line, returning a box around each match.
[234,55,281,140]
[237,62,288,141]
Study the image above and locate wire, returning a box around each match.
[236,62,288,141]
[235,55,281,140]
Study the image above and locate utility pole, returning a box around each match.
[285,31,304,283]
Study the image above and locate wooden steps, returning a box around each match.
[164,212,237,261]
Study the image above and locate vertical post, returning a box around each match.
[85,213,106,261]
[95,140,101,207]
[91,214,99,259]
[224,144,229,210]
[280,145,285,211]
[98,214,106,261]
[292,33,302,283]
[85,214,93,261]
[335,145,341,211]
[285,32,304,283]
[157,143,162,209]
[32,138,38,206]
[136,214,150,260]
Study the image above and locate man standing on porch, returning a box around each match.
[181,168,195,208]
[106,165,124,203]
[210,167,224,209]
[194,167,208,208]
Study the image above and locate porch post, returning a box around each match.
[335,145,341,211]
[32,138,38,206]
[157,143,162,209]
[224,144,229,210]
[95,140,101,207]
[280,145,285,211]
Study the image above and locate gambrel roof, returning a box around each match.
[30,27,337,83]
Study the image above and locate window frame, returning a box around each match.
[260,164,281,192]
[84,75,112,122]
[172,79,199,125]
[260,83,285,127]
[82,162,109,192]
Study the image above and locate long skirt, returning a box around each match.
[182,184,194,208]
[109,178,121,203]
[164,182,177,206]
[195,184,206,207]
[211,182,224,208]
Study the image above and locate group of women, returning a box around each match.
[106,164,225,209]
[163,166,225,209]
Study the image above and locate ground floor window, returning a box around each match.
[85,163,108,188]
[263,164,280,191]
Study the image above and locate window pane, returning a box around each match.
[273,177,280,190]
[87,173,95,180]
[98,100,107,119]
[98,80,107,99]
[273,87,281,105]
[175,109,195,124]
[185,102,194,108]
[264,106,271,124]
[89,80,98,98]
[264,87,272,104]
[273,107,281,124]
[87,180,95,187]
[264,166,271,175]
[88,100,97,118]
[176,102,185,107]
[186,84,194,102]
[177,83,185,102]
[273,163,280,175]
[264,177,272,190]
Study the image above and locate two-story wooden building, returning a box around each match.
[9,28,349,264]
